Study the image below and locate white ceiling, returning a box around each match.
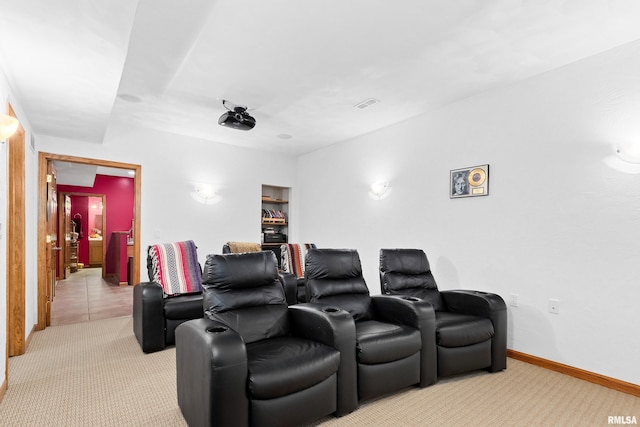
[52,160,134,186]
[2,0,640,156]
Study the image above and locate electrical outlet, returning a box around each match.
[548,299,560,314]
[509,294,519,307]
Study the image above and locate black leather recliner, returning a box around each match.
[379,248,507,378]
[175,251,358,427]
[133,248,203,353]
[305,248,437,401]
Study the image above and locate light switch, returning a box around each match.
[509,294,519,307]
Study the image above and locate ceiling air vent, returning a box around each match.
[354,98,380,110]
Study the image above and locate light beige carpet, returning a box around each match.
[1,316,186,426]
[1,316,638,426]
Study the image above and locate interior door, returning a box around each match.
[63,195,72,276]
[45,161,59,326]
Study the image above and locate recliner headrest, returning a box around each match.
[305,249,363,279]
[203,251,278,289]
[380,248,431,275]
[202,251,286,313]
[305,248,372,320]
[379,249,442,309]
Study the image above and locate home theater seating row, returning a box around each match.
[133,240,506,425]
[306,248,439,400]
[171,247,506,426]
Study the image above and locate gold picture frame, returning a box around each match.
[450,164,489,198]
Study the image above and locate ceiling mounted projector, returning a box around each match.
[218,99,256,131]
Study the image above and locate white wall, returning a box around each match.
[38,126,298,268]
[297,40,640,385]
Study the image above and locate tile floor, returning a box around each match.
[50,267,133,326]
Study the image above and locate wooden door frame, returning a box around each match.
[6,103,25,359]
[37,152,141,330]
[58,192,107,275]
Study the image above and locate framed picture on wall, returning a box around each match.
[450,164,489,198]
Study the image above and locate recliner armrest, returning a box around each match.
[176,318,249,427]
[441,290,507,372]
[371,295,434,327]
[278,272,298,305]
[370,295,437,387]
[133,282,166,353]
[289,303,358,416]
[440,290,506,318]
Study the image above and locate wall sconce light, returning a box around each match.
[191,184,221,205]
[0,113,20,142]
[615,143,640,164]
[603,143,640,174]
[368,180,391,200]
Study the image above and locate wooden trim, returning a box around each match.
[37,152,141,329]
[6,103,25,356]
[59,192,107,277]
[507,349,640,397]
[133,165,141,286]
[0,377,7,403]
[36,152,48,330]
[56,189,64,280]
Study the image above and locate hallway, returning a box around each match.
[50,268,133,326]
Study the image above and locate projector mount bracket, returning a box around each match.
[222,99,249,115]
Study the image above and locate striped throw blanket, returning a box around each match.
[281,243,317,278]
[148,240,202,296]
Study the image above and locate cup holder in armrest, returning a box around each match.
[471,291,489,295]
[322,306,341,313]
[402,296,421,302]
[206,326,228,333]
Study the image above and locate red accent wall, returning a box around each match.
[58,175,135,281]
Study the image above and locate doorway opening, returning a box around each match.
[37,152,141,331]
[58,193,107,279]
